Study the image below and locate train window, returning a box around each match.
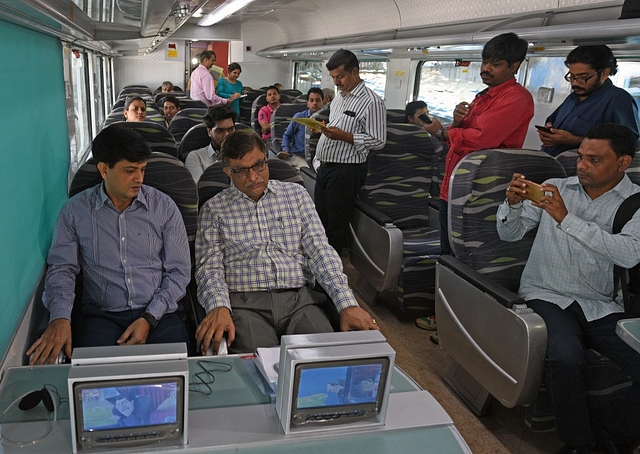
[69,47,92,171]
[614,62,640,109]
[359,61,387,99]
[88,53,105,138]
[294,62,323,93]
[415,61,486,122]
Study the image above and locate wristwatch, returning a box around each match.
[141,312,159,329]
[435,128,446,141]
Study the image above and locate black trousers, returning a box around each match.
[314,162,368,254]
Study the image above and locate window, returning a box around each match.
[359,61,387,99]
[415,61,486,122]
[66,46,92,174]
[294,61,322,93]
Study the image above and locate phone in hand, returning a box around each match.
[519,180,544,203]
[418,112,433,124]
[535,125,553,134]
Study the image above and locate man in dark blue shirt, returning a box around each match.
[538,45,640,156]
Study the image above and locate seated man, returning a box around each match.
[498,123,640,452]
[405,100,443,133]
[163,96,180,127]
[27,124,192,365]
[278,87,324,170]
[161,81,174,93]
[195,130,378,355]
[258,85,281,142]
[123,96,147,122]
[185,105,237,182]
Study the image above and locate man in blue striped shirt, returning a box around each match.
[315,49,387,254]
[27,125,191,365]
[195,131,378,355]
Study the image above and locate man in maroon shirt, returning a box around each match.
[423,32,534,255]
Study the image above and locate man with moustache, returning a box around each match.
[195,130,379,355]
[422,32,534,255]
[27,125,191,364]
[315,49,386,255]
[538,45,640,157]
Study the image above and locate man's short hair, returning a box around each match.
[265,85,280,94]
[482,32,528,65]
[124,96,145,111]
[164,96,180,109]
[322,88,335,102]
[565,45,618,76]
[203,105,238,129]
[405,100,427,120]
[219,130,266,164]
[200,50,216,63]
[92,124,152,168]
[326,49,360,72]
[307,87,324,99]
[584,123,636,158]
[161,81,174,90]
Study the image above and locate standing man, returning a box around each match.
[185,105,237,182]
[163,96,180,128]
[195,131,378,355]
[538,45,640,156]
[257,85,281,143]
[498,123,640,453]
[27,125,192,364]
[279,87,324,170]
[422,32,534,255]
[315,49,387,255]
[190,51,241,108]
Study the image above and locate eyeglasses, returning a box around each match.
[564,69,602,84]
[226,159,267,177]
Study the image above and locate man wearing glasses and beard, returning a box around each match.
[538,45,640,157]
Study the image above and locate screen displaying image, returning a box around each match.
[78,381,179,432]
[295,363,384,409]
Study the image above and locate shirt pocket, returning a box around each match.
[268,213,302,254]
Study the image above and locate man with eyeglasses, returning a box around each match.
[185,105,237,182]
[539,45,640,157]
[195,130,379,355]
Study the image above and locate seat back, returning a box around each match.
[239,89,263,124]
[359,123,441,229]
[198,158,302,208]
[117,86,153,98]
[386,109,407,124]
[270,103,309,153]
[448,148,567,291]
[111,121,178,158]
[554,149,579,176]
[178,123,210,162]
[250,95,293,135]
[169,108,207,144]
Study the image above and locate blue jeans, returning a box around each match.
[527,299,640,447]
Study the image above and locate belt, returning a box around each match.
[320,162,341,168]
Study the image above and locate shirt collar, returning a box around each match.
[566,173,637,199]
[339,80,366,98]
[207,143,219,160]
[96,182,149,210]
[229,179,278,202]
[482,77,518,98]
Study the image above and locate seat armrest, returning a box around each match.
[354,199,394,226]
[438,255,524,308]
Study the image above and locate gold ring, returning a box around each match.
[372,319,377,324]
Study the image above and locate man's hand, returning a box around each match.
[321,126,353,144]
[533,183,569,224]
[538,124,582,148]
[117,318,151,345]
[277,151,291,160]
[230,93,242,101]
[506,173,528,205]
[451,101,471,128]
[339,306,380,332]
[26,319,72,365]
[422,118,444,136]
[195,307,235,355]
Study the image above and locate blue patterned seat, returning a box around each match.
[169,108,207,144]
[250,94,292,136]
[111,121,178,158]
[239,89,263,125]
[437,148,632,427]
[269,102,309,154]
[348,123,443,316]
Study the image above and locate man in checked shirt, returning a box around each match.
[195,130,378,355]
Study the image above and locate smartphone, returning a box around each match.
[418,112,433,124]
[519,180,544,203]
[535,125,553,134]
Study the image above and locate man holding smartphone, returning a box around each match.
[538,45,640,157]
[498,123,640,453]
[421,32,534,255]
[405,100,443,132]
